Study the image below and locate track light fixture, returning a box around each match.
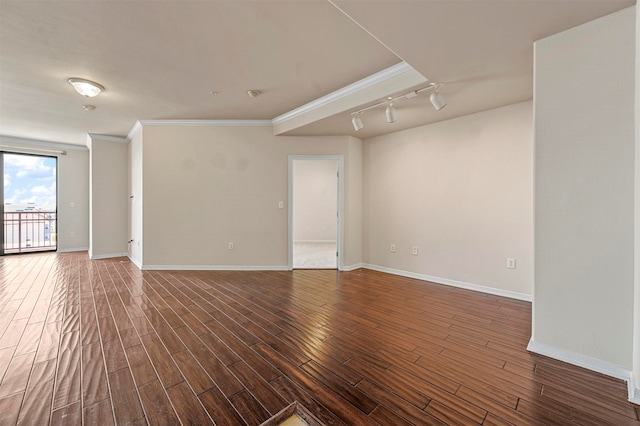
[430,89,447,111]
[349,83,446,131]
[385,102,396,123]
[352,114,364,131]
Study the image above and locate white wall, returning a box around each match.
[533,7,636,371]
[363,101,533,298]
[345,136,363,267]
[634,2,640,400]
[293,160,337,242]
[57,148,89,252]
[138,124,362,269]
[88,136,128,258]
[128,128,143,267]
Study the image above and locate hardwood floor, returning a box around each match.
[0,252,638,425]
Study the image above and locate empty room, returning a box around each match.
[0,0,639,425]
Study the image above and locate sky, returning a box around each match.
[3,153,57,210]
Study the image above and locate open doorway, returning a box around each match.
[1,152,57,254]
[289,155,343,270]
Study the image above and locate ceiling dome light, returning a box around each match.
[68,78,104,97]
[247,90,261,98]
[352,115,363,131]
[429,91,447,111]
[385,103,396,123]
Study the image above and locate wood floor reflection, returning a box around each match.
[0,252,638,425]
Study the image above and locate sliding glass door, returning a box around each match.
[1,152,57,255]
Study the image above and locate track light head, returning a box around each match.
[352,115,363,131]
[429,91,447,111]
[349,83,447,129]
[385,103,396,123]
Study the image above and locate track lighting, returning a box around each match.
[385,103,396,123]
[352,115,363,131]
[430,90,447,111]
[349,83,446,131]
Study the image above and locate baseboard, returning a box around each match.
[341,263,365,272]
[57,247,89,253]
[138,262,363,272]
[527,339,638,404]
[128,255,142,269]
[90,252,128,260]
[293,240,337,244]
[361,263,532,302]
[629,375,640,405]
[139,264,290,271]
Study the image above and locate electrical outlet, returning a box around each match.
[228,242,234,250]
[412,246,418,256]
[390,244,396,253]
[507,258,516,269]
[278,201,284,209]
[69,232,75,238]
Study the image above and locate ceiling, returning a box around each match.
[0,0,635,147]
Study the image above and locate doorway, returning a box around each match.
[1,152,58,254]
[288,155,343,270]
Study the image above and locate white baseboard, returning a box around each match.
[139,264,290,271]
[361,263,532,302]
[293,240,337,244]
[341,263,365,272]
[128,255,142,269]
[527,339,638,404]
[629,375,640,405]
[57,247,89,253]
[90,252,128,260]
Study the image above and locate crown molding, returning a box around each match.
[87,133,129,144]
[0,135,88,151]
[120,63,421,140]
[138,119,272,127]
[125,119,272,141]
[272,61,419,125]
[127,121,143,141]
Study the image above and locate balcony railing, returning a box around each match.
[3,211,57,253]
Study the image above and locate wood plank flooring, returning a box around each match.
[0,251,638,425]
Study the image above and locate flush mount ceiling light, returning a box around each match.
[349,83,446,131]
[68,78,104,97]
[247,90,261,98]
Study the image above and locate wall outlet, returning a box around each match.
[69,201,75,208]
[278,201,284,209]
[390,244,396,253]
[412,246,418,256]
[228,242,234,250]
[507,258,516,269]
[69,232,75,238]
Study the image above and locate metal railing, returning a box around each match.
[3,211,57,253]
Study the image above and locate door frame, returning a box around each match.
[288,155,344,270]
